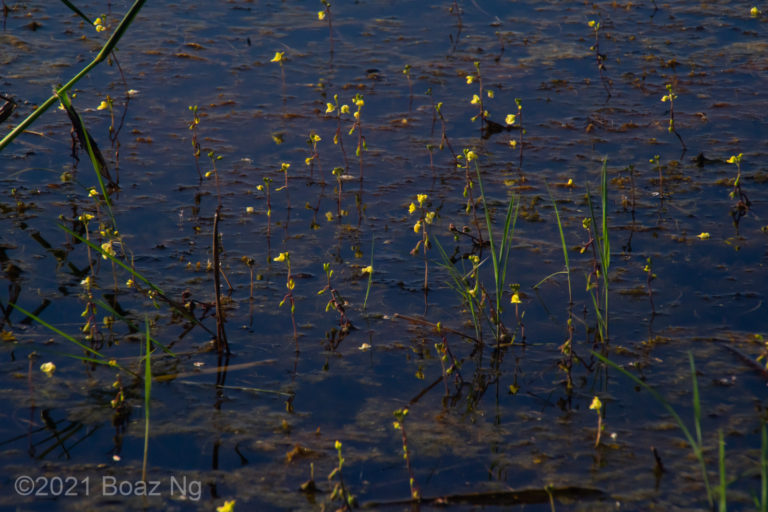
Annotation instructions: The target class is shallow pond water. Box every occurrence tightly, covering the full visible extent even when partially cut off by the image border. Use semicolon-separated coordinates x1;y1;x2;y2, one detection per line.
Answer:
1;1;768;510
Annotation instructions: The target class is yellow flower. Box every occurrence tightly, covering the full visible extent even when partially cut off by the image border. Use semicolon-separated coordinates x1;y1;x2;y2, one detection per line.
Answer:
325;211;334;221
416;193;428;206
751;6;761;17
40;362;56;376
354;98;364;107
470;94;480;105
305;157;313;165
335;440;342;450
466;75;475;85
590;396;602;411
361;265;373;275
727;153;742;164
510;292;521;304
466;150;477;161
88;188;99;197
126;279;135;288
257;184;264;191
566;178;574;187
340;104;350;114
408;202;416;214
487;90;494;99
100;241;116;260
413;220;422;234
274;252;288;262
661;94;670;102
509;139;517;148
287;278;295;290
325;102;335;113
217;500;236;512
697;232;711;240
425;211;436;224
311;133;321;142
246;206;255;214
97;100;109;110
588;20;598;29
318;10;326;20
270;51;285;63
93;17;106;32
505;114;516;125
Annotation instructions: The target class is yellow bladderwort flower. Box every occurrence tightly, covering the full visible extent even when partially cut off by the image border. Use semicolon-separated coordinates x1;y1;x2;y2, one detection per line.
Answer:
487;89;494;99
325;102;335;114
413;220;422;234
270;51;285;63
216;500;236;512
97;100;109;110
310;133;321;143
509;139;517;148
590;396;602;411
566;178;574;187
126;279;135;288
318;10;326;20
354;97;364;107
505;114;516;125
408;202;416;215
274;252;288;262
340;104;350;114
246;206;255;214
416;193;428;207
510;292;521;304
93;17;106;32
470;94;480;105
100;241;116;259
40;362;56;376
361;265;373;275
88;188;98;197
697;232;711;240
325;211;334;221
466;150;477;162
425;211;436;224
727;153;743;164
588;20;598;29
751;6;761;17
466;75;475;85
287;278;295;290
305;157;313;165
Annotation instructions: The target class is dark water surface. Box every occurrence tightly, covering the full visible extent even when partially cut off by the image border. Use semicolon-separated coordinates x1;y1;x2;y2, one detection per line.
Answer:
1;1;768;510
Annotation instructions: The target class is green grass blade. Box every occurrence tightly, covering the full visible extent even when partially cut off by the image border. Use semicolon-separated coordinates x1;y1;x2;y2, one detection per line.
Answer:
718;429;726;512
546;184;572;302
58;0;92;24
593;350;714;506
0;0;147;151
59;224;164;294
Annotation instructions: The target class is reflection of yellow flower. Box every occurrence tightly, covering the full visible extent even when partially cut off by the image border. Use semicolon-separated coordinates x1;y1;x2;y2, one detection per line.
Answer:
589;396;602;411
40;362;56;376
274;252;288;262
217;500;236;512
361;265;373;275
270;51;285;63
